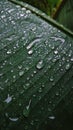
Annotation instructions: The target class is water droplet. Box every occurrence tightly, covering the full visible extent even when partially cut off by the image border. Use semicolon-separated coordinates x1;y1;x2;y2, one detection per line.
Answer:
30;120;34;125
0;73;3;77
5;79;9;83
9;117;19;122
26;39;40;50
42;84;45;88
36;60;44;70
22;7;26;11
13;75;16;79
4;94;12;104
38;88;42;93
11;70;13;73
27;77;30;80
51;36;65;43
33;70;37;74
28;50;33;55
50;76;54;82
71;57;73;62
56;92;59;96
19;71;24;76
48;116;55;120
54;50;58;55
65;63;70;70
7;49;11;54
20;13;24;17
23;100;31;117
18;65;22;69
26;10;31;14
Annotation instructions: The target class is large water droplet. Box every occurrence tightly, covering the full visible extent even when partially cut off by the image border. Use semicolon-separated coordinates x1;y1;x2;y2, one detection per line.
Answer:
36;60;44;70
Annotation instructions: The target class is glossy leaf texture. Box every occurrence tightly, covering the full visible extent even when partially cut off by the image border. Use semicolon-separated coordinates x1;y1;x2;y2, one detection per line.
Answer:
0;0;73;130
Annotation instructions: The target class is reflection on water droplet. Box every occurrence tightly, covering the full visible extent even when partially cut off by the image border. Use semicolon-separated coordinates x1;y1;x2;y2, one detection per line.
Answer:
48;116;55;120
19;71;24;76
4;94;12;104
23;100;31;117
36;60;44;70
65;63;70;70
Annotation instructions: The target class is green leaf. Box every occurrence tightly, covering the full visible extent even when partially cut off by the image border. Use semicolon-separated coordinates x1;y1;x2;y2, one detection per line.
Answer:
0;0;73;130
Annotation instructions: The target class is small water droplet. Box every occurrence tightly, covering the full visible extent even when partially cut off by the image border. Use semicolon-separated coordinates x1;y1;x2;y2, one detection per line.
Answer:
36;60;44;70
54;50;58;55
48;116;55;120
56;92;59;96
28;50;33;55
11;70;13;73
65;63;70;70
5;79;9;83
26;10;31;14
0;73;3;77
4;94;12;104
42;84;45;88
18;65;22;69
71;57;73;62
19;71;24;76
50;76;54;82
27;77;30;80
22;7;26;11
30;120;34;125
9;117;19;122
33;70;37;74
7;49;11;54
13;75;16;79
38;88;42;93
23;100;31;117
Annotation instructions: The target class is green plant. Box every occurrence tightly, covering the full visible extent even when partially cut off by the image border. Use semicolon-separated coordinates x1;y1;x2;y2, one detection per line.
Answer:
0;0;73;130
